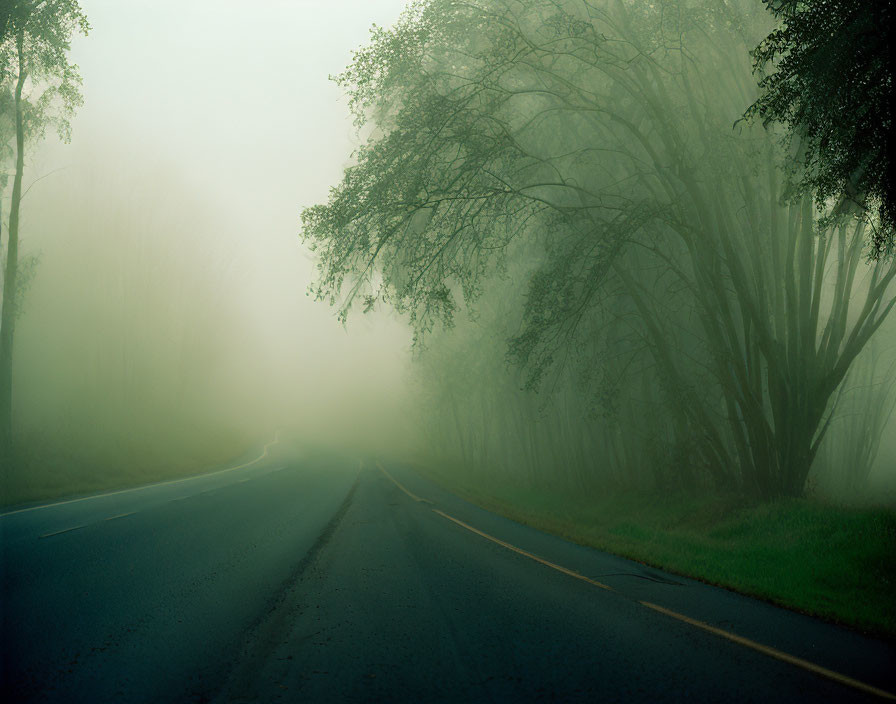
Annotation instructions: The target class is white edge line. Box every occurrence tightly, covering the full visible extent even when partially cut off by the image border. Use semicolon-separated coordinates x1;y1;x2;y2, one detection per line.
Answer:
104;511;137;521
1;433;281;518
38;524;89;539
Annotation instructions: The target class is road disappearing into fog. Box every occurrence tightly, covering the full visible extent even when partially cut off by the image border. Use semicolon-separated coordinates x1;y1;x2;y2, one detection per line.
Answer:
2;444;894;703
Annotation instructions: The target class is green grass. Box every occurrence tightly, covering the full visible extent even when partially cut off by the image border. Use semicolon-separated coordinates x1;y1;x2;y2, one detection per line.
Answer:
417;464;896;639
2;424;254;508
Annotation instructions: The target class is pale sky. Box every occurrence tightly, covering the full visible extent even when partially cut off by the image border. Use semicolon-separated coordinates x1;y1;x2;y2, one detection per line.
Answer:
23;0;418;443
63;1;407;216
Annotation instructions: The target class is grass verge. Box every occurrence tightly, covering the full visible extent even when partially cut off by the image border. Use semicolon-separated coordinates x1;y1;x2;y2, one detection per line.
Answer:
417;464;896;639
2;425;254;508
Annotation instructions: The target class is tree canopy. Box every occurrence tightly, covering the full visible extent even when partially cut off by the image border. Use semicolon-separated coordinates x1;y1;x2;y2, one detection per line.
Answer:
0;0;89;146
302;0;896;498
1;0;88;460
747;0;893;254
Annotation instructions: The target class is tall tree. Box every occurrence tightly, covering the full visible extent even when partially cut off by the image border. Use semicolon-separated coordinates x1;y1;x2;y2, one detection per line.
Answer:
0;0;88;462
747;0;893;254
303;0;896;498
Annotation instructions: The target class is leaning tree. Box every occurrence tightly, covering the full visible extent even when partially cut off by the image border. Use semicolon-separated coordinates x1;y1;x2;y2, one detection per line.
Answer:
303;0;896;498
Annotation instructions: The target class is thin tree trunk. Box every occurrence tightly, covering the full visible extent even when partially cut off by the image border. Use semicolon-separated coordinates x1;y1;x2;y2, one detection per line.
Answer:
0;30;26;461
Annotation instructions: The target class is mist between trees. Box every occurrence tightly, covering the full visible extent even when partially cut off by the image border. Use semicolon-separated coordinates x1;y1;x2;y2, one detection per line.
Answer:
2;0;429;506
1;156;261;499
303;0;896;500
1;139;417;504
2;0;892;507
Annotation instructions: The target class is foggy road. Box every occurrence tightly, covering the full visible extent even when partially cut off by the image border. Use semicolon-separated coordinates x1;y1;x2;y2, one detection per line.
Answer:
2;449;894;703
1;441;357;703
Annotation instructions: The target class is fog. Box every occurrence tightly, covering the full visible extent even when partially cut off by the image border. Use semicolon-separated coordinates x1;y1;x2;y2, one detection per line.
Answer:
3;5;895;697
5;0;417;501
4;0;896;505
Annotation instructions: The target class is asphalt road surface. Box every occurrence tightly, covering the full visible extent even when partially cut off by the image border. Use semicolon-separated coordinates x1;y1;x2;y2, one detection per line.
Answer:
2;442;894;702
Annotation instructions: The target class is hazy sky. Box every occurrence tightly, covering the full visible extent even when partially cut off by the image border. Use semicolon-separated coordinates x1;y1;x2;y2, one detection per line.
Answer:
24;0;417;442
63;0;407;217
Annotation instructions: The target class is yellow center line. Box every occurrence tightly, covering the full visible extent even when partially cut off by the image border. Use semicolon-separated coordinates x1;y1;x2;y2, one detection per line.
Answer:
431;508;613;591
640;601;896;700
376;462;432;504
378;463;895;700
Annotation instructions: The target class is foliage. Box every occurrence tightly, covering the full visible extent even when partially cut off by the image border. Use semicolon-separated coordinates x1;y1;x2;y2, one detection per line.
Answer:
0;0;89;147
0;0;88;461
304;0;896;498
746;0;894;254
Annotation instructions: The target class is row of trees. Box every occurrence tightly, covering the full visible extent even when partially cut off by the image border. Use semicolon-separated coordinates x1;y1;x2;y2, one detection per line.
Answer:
304;0;895;498
411;270;896;496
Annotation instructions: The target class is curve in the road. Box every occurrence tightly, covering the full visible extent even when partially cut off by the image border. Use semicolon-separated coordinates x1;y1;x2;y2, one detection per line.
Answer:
1;433;281;518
